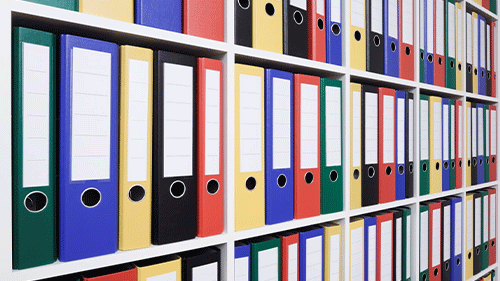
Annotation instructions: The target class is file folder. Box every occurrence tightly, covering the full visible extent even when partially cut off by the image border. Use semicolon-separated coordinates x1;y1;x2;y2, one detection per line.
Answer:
376;212;393;281
350;218;365;281
59;35;118;261
473;192;482;274
252;0;283;53
484;0;491;10
294;74;321;218
181;247;221;281
320;78;343;214
425;0;434;84
479;15;487;95
391;209;403;281
265;69;294;224
486;105;490;182
251;236;281;281
456;3;463;90
481;190;490;270
362;85;379;206
396;91;406;200
492;0;497;14
79;0;133;22
467;102;472;186
326;0;342;65
488;188;496;266
183;0;224;41
399;207;412;281
235;0;252;47
428;201;442;281
235;242;251;281
429;96;442;194
135;255;182;281
134;0;182;32
491;23;496;97
487;23;491;96
299;226;324;281
434;0;445;87
466;12;473;93
405;92;414;198
420;205;430;281
12;27;56;269
308;0;326;62
25;0;77;10
455;100;463;189
153;51;197;244
490;106;496;181
378;88;396;203
118;45;153;251
366;0;384;74
445;0;456;89
197;58;224;236
235;64;265;231
438;199;451;281
81;264;137;281
419;0;426;83
351;0;367;70
420;95;430;195
449;99;455;189
351;83;363;209
323;222;341;281
442;98;450;191
384;0;399;77
473;12;479;94
478;104;485;184
279;232;298;281
450;196;462;281
472;103;478;185
363;215;377;281
283;0;309;58
399;0;414;80
466;193;474;279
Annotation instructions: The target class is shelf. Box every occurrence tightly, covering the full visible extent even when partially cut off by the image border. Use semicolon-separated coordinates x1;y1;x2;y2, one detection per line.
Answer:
419;82;466;99
465;181;499;191
465;92;499;103
466;264;498;281
349;197;417;217
465;0;498;21
350;68;417;90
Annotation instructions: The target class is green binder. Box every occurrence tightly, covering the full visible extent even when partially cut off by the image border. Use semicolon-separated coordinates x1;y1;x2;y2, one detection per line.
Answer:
449;99;455;189
419;0;426;83
12;27;57;269
420;95;430;195
491;0;497;14
481;190;490;270
320;78;343;214
420;204;430;281
445;0;457;89
251;236;281;281
24;0;78;11
485;105;490;183
399;207;412;281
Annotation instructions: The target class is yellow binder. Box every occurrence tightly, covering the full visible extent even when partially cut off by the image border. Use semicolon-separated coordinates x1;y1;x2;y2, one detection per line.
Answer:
323;222;342;281
466;193;474;279
429;96;442;194
350;0;366;70
350;83;362;209
118;46;153;250
473;12;479;94
456;3;463;91
467;102;472;186
349;218;364;281
79;0;134;23
235;64;265;231
252;0;283;54
136;255;182;281
484;273;492;281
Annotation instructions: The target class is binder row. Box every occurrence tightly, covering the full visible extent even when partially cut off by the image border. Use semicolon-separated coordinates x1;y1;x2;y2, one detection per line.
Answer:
234;222;341;281
39;247;221;281
349;207;412;281
13;27;224;269
350;83;414;209
477;270;497;281
465;189;497;279
234;64;344;231
23;0;224;42
465;102;498;186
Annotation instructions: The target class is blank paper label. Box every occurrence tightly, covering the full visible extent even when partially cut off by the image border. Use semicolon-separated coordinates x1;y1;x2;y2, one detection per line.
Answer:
406;215;411;279
484;197;488;243
473;17;478;66
421;100;429;160
427;0;434;52
409;99;414;161
467;108;471;158
331;0;341;23
444;206;451;261
235;257;249;281
371;0;383;34
239;74;262;173
487;25;491;70
381;221;392;281
420;211;429;271
300;83;319;169
383;95;394;164
291;0;307;10
467;199;473;251
368;225;376;281
432;208;441;267
71;47;111;181
351;227;364;281
486;110;489;156
192;262;218;281
491;110;496;155
491;194;496;239
273;78;291;170
351;0;365;29
353;91;362;167
147;272;176;281
479;107;484;156
481;20;485;68
389;0;398;39
317;0;325;16
420;0;424;47
306;236;323;280
443;104;449;161
402;0;413;44
475;198;481;247
330;234;340;281
433;102;442;160
258;247;279;281
467;13;472;64
448;3;455;58
205;69;221;175
472;108;477;157
326;86;342;167
396;218;402;281
397;98;405;164
289;243;298;281
451;105;455;158
23;42;50;188
459;105;463;158
455;202;462;256
365;92;378;164
436;0;444;55
457;7;463;60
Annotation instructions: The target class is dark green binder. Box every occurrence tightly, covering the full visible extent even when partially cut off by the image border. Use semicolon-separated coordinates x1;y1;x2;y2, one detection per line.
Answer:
251;236;281;281
320;78;343;214
449;99;455;189
491;0;497;14
445;0;456;89
24;0;78;11
420;95;430;195
12;27;57;269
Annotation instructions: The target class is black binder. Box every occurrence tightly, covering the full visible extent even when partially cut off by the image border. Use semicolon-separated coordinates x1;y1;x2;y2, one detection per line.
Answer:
235;0;252;47
471;103;477;186
283;0;308;58
361;84;379;206
366;0;384;74
439;199;452;281
405;92;414;198
181;247;221;280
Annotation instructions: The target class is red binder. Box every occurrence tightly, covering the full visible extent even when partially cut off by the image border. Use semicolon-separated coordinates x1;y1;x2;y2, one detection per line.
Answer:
378;88;396;203
183;0;224;42
434;0;445;87
399;0;414;80
491;22;496;98
455;100;463;189
488;188;496;266
196;58;224;237
280;232;299;281
490;105;497;181
483;0;490;11
82;265;137;281
428;201;442;281
376;212;393;281
308;0;326;62
293;74;321;219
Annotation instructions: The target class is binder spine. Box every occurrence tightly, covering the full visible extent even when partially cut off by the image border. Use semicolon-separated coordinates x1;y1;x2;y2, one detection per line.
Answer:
235;0;253;47
366;0;385;74
396;91;406;201
455;100;463;189
361;85;379;206
405;92;414;198
308;0;327;62
283;0;309;58
326;0;343;65
378;88;396;203
442;98;450;192
450;197;463;281
383;0;399;77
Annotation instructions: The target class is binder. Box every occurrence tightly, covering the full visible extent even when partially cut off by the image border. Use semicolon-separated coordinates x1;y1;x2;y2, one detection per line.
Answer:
326;0;342;65
485;105;489;182
479;15;487;95
399;0;414;80
473;12;479;94
350;218;365;281
449;99;455;189
455;100;463;189
465;12;472;92
351;83;363;209
308;0;326;62
351;0;367;70
81;264;137;281
472;103;478;185
429;96;442;194
428;201;442;281
491;22;496;97
434;0;445;87
320;78;343;214
445;0;456;89
134;0;182;32
420;205;430;281
183;0;224;42
251;236;281;281
450;197;463;281
438;199;451;281
279;232;299;281
420;95;430;195
25;0;77;10
283;0;309;58
299;226;324;281
425;0;434;84
455;3;463;90
234;64;265;231
405;92;414;198
378;88;396;203
12;27;56;269
481;190;490;270
362;85;379;206
490;106;497;181
492;0;497;14
363;215;377;281
466;193;474;279
487;23;491;96
181;247;221;281
484;0;491;11
152;51;197;244
265;69;294;225
197;58;224;236
293;74;321;218
473;192;482;274
78;0;133;22
478;104;485;184
395;91;406;200
383;0;399;77
323;222;341;281
399;207;412;281
488;188;496;266
118;45;153;250
366;0;384;74
235;242;251;281
467;102;472;186
419;0;426;83
135;255;182;281
252;0;283;53
234;0;252;47
442;98;450;192
59;35;118;261
375;212;393;281
391;209;403;281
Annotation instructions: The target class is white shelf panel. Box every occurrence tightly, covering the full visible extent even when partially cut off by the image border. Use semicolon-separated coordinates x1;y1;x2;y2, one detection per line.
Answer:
465;180;499;191
465;92;499;103
349;197;417;217
350;68;417;90
465;0;498;21
419;82;466;98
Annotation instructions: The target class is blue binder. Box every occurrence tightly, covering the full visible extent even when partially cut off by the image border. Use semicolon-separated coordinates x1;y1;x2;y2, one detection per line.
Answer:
478;15;486;96
265;69;294;225
326;0;342;66
299;226;324;281
235;242;251;281
59;35;119;261
450;196;463;281
442;98;450;191
384;0;399;77
477;104;485;184
135;0;182;33
424;0;434;84
395;91;406;200
363;216;377;281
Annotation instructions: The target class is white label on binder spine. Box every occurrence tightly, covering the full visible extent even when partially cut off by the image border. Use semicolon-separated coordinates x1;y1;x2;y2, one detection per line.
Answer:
491;194;496;239
481;20;486;68
457;6;463;60
397;98;405;164
420;0;424;48
491;110;496;155
291;0;307;10
366;92;378;164
372;0;383;34
451;105;455;159
427;0;434;52
473;17;478;67
472;107;477;157
389;0;398;39
71;47;111;181
444;205;451;261
273;77;291;170
383;95;394;164
326;86;342;167
487;24;491;70
317;0;325;16
23;42;50;187
467;199;473;251
381;220;392;281
351;0;365;28
330;234;340;281
448;3;455;58
258;247;278;281
436;0;444;55
420;211;429;271
406;215;411;278
402;0;413;44
235;257;249;281
205;69;221;175
459;105;463;158
434;102;442;160
475;197;481;247
484;196;488;243
368;225;376;281
301;83;318;169
239;74;262;173
289;243;298;281
486;109;489;156
193;262;217;281
306;236;323;280
467;107;471;158
331;0;341;23
421;100;429;160
467;13;472;64
443;104;449;161
147;272;176;281
432;208;441;267
455;202;462;256
351;227;364;281
479;107;484;156
409;99;414;161
353;91;362;167
396;218;402;281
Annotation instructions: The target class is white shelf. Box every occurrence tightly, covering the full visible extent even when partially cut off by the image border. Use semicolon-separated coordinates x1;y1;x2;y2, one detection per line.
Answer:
465;0;498;21
465;92;500;103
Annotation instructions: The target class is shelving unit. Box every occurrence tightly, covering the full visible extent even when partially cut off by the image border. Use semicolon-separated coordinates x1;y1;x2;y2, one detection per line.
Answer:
0;0;498;280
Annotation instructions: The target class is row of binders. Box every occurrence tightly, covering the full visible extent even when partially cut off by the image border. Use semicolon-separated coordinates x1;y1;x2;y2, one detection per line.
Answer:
40;247;221;281
477;270;497;281
349;83;414;209
234;222;342;281
348;207;412;281
13;27;224;269
24;0;223;41
465;189;497;279
234;65;344;231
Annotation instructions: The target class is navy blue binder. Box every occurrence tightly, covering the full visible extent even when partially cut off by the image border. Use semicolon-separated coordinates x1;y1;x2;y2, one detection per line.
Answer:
384;0;399;77
450;196;463;281
326;0;342;65
135;0;182;33
396;90;406;200
299;226;324;281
